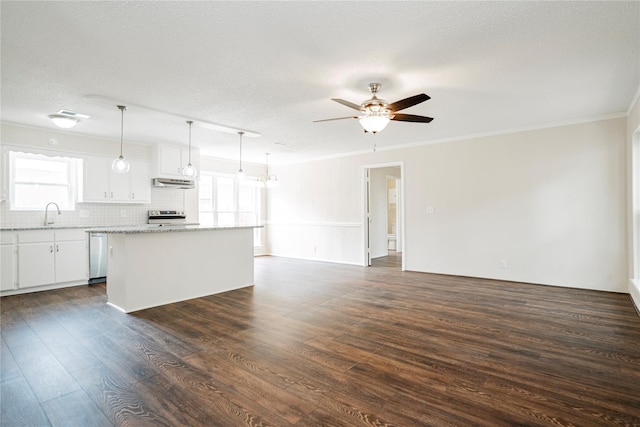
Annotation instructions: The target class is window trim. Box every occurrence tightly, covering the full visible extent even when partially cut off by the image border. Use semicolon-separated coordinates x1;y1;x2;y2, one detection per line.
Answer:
198;172;262;246
7;148;82;211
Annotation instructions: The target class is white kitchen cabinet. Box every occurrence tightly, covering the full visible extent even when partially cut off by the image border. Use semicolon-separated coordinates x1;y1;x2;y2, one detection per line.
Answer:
54;230;88;284
154;144;200;179
1;233;17;291
18;240;55;288
0;149;8;202
83;156;111;201
83;155;150;203
17;229;87;289
129;160;151;202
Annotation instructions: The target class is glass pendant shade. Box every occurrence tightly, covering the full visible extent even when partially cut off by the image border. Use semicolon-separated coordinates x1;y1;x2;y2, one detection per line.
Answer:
182;163;197;178
359;114;390;133
112;155;130;173
182;120;198;178
112;105;130;174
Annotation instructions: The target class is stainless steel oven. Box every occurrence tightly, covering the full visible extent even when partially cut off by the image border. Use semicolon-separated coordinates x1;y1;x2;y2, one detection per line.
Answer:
147;210;187;226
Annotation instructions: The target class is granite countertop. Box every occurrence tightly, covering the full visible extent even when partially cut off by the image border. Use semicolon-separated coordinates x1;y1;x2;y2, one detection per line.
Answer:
1;225;106;232
83;224;262;234
1;224;262;233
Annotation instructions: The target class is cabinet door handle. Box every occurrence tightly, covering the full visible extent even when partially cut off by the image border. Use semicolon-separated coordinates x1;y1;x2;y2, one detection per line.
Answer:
56;244;59;253
110;192;113;198
131;192;135;199
50;245;53;253
104;191;107;199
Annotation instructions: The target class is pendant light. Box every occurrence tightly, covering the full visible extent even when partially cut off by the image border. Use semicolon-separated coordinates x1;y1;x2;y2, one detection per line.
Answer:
111;105;130;173
237;131;245;180
258;153;279;188
182;120;198;178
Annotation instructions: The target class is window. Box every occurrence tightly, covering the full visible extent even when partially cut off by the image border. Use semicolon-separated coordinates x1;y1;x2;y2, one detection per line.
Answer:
198;173;262;245
9;151;82;210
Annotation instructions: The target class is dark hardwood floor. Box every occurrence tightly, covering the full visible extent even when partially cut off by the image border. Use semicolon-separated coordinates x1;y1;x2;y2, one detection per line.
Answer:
2;255;640;426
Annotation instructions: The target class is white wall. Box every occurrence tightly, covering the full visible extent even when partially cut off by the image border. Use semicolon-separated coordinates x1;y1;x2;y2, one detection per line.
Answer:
405;119;627;292
268;156;363;264
269;117;628;292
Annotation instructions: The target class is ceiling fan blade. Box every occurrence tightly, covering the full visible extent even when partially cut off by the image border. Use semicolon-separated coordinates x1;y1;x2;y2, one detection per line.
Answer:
313;116;359;123
391;113;433;123
388;93;430;112
331;98;363;111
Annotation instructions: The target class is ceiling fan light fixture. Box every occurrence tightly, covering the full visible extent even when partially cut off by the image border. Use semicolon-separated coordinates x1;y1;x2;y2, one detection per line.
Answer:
316;83;432;133
359;113;390;133
48;114;78;129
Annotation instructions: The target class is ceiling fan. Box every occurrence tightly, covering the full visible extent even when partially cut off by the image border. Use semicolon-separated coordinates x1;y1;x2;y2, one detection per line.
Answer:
314;83;433;133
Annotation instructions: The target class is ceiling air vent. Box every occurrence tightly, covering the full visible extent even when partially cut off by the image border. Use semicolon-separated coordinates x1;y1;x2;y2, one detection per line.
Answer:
57;109;90;119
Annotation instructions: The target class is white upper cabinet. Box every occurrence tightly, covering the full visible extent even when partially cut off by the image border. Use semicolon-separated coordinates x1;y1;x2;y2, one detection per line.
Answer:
130;160;151;202
83;156;111;201
153;144;200;179
82;155;151;203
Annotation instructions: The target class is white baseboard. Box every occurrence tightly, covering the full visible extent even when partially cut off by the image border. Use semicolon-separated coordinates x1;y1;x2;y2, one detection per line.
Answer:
630;279;640;317
266;252;362;266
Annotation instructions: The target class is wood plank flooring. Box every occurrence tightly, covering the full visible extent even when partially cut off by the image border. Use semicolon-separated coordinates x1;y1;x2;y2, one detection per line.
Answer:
2;254;640;426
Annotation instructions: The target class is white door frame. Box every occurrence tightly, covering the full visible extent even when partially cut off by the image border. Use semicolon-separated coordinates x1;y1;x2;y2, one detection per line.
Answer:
361;161;405;270
632;127;640;285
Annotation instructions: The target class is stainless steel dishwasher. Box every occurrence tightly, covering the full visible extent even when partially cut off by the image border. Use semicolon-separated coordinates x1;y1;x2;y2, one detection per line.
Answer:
88;232;107;284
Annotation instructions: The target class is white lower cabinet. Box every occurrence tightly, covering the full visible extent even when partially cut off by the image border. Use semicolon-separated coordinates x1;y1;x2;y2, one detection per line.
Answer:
1;233;17;291
18;240;55;288
55;240;87;283
17;229;88;289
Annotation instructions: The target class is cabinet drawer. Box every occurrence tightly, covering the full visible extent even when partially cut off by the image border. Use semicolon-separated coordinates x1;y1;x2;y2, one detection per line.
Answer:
0;232;16;245
55;229;86;242
18;230;55;243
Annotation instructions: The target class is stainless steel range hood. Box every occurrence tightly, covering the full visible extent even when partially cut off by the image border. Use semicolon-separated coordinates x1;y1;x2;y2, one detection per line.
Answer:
152;178;195;189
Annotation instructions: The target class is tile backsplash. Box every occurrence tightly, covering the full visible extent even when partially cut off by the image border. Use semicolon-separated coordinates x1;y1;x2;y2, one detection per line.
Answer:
0;188;185;229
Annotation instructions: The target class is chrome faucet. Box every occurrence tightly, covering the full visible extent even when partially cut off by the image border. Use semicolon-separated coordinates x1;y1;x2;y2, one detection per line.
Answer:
44;202;61;226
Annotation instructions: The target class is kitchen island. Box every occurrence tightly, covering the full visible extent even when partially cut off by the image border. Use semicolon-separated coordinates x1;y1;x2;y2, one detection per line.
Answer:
85;225;260;313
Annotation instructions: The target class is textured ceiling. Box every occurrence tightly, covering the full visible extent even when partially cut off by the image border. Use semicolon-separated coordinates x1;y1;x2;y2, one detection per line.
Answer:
1;1;638;165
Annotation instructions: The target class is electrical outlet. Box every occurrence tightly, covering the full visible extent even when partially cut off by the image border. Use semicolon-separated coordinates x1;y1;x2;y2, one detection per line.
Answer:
500;259;508;269
427;206;434;214
120;210;126;218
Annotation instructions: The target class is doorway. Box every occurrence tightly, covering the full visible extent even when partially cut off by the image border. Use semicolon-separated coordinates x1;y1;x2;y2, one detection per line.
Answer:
363;162;404;270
